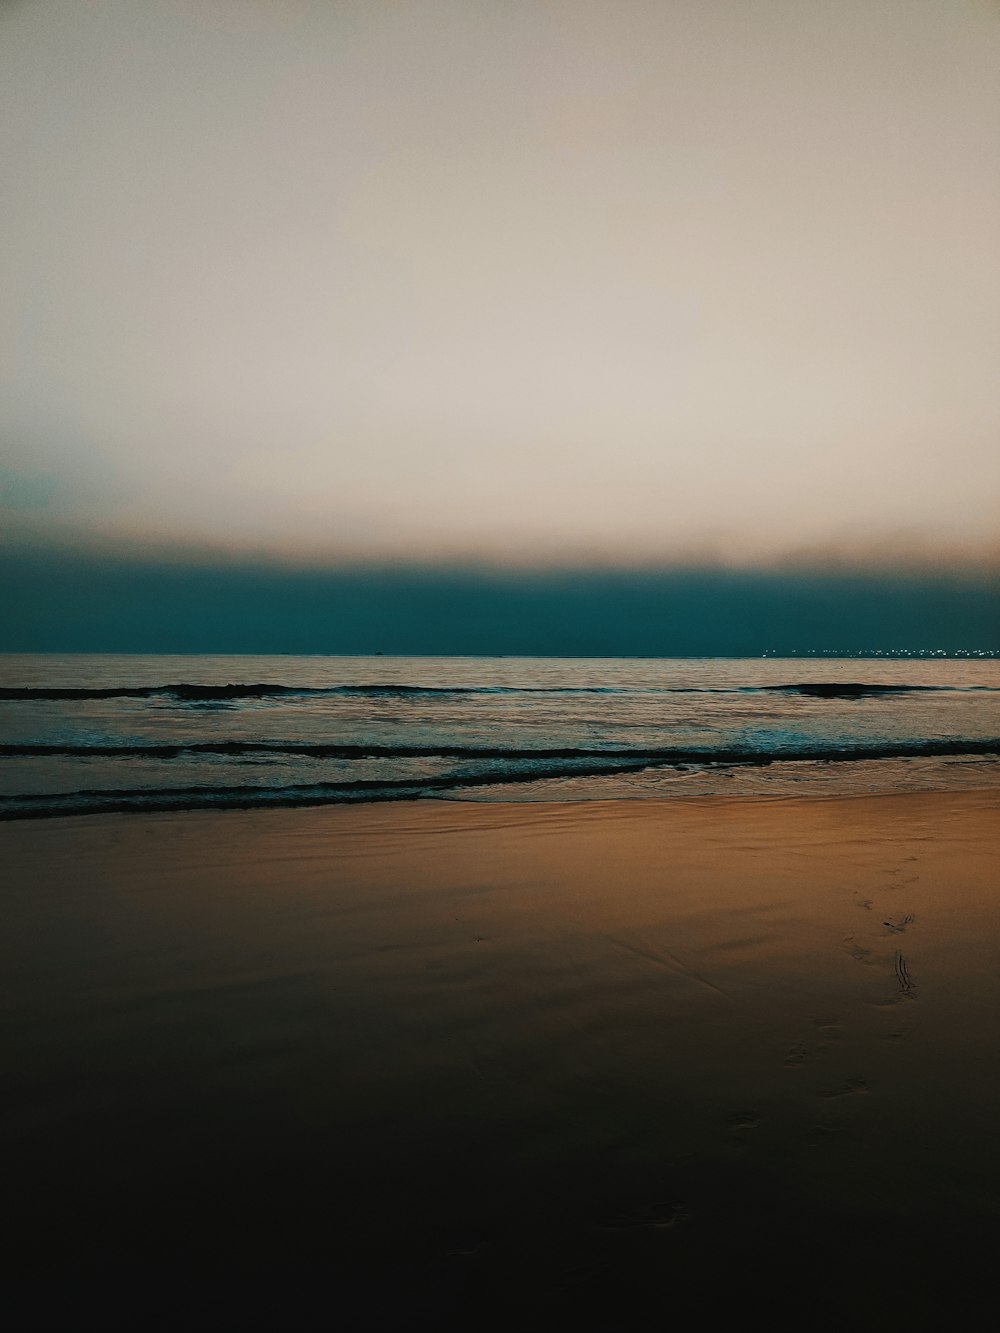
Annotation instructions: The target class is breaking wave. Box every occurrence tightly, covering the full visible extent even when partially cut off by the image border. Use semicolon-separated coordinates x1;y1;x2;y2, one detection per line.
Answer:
3;738;1000;762
3;739;999;820
3;680;998;703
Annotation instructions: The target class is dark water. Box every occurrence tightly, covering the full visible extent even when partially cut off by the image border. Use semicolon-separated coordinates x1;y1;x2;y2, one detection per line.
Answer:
2;654;998;817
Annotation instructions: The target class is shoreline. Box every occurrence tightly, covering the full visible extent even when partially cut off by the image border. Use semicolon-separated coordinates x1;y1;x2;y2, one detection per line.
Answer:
4;756;1000;821
4;790;1000;1328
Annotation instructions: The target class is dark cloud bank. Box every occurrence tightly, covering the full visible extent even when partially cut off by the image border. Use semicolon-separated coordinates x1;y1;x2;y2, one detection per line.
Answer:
2;547;997;656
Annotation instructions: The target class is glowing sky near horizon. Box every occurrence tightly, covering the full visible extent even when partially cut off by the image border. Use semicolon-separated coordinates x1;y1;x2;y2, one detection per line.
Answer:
2;0;998;567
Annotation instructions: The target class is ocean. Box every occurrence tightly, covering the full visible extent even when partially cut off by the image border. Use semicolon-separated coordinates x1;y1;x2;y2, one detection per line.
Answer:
2;653;998;818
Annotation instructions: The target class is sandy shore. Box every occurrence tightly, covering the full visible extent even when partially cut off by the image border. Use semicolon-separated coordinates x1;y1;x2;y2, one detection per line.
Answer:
3;791;999;1329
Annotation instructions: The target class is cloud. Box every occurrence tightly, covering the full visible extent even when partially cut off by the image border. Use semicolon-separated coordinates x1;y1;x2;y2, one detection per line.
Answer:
2;543;997;655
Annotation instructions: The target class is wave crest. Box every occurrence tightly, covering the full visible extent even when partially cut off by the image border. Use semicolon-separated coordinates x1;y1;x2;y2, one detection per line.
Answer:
3;740;998;820
2;680;997;703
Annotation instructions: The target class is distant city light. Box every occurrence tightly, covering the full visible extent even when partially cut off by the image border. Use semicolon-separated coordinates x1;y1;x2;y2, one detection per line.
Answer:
760;648;997;659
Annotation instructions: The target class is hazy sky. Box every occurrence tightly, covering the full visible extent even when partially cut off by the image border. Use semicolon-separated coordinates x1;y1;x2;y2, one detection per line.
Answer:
2;0;998;567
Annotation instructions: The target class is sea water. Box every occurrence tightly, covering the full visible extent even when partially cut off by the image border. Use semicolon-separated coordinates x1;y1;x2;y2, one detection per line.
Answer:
1;654;998;818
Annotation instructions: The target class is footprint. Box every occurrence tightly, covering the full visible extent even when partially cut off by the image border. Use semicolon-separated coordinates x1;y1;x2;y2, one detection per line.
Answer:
843;936;873;962
787;1021;842;1067
883;863;920;891
724;1113;762;1148
894;951;916;997
813;1019;843;1039
883;914;915;935
817;1077;870;1099
809;1119;843;1138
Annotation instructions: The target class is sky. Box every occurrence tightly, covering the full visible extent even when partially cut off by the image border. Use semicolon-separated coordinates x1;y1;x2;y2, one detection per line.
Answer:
2;0;998;575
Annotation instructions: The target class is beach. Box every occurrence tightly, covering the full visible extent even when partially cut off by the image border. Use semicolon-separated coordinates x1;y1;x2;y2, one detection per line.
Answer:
6;0;999;1325
4;790;999;1329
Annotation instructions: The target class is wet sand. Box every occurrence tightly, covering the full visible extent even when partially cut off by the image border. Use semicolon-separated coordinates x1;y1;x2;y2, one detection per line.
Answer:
3;791;999;1329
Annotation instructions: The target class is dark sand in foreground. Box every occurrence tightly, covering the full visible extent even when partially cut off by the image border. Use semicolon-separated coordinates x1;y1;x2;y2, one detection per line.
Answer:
4;792;1000;1329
